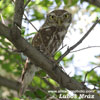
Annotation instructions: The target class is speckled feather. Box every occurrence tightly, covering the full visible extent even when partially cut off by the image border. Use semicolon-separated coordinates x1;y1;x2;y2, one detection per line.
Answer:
32;26;68;55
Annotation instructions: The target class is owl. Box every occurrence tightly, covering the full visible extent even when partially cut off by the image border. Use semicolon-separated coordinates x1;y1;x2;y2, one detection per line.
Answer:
20;9;72;95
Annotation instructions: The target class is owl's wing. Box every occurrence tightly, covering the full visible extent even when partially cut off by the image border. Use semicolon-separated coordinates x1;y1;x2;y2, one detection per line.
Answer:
32;26;57;48
32;26;58;54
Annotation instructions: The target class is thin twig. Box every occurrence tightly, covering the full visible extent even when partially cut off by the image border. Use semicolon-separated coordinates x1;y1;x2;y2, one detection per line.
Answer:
84;66;100;83
24;0;31;8
57;44;67;52
12;0;38;32
71;46;100;53
24;14;38;32
56;18;100;64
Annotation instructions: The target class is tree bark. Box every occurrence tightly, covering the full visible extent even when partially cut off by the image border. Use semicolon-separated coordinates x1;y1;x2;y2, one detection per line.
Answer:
0;76;20;91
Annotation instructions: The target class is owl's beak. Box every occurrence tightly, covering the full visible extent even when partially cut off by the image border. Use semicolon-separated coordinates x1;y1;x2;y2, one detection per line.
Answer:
57;18;62;26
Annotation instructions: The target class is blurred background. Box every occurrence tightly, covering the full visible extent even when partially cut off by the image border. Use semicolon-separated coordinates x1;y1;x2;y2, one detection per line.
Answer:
0;0;100;100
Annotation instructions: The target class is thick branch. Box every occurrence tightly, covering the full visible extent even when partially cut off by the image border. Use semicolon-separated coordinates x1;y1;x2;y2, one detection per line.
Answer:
0;22;11;40
13;0;24;27
11;0;24;45
0;75;49;97
0;75;20;91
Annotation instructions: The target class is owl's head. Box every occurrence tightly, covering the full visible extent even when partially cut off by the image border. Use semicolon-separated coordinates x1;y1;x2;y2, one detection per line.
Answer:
45;9;72;28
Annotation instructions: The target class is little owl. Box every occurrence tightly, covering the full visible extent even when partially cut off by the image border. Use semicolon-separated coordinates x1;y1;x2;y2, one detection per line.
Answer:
20;9;72;95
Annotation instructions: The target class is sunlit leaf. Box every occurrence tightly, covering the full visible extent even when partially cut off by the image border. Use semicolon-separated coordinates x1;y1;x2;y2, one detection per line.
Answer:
55;0;62;7
35;89;46;98
32;9;44;20
54;51;62;60
12;97;20;100
63;0;68;5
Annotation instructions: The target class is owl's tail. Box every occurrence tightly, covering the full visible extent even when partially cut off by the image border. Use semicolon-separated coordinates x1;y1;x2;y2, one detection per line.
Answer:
19;84;27;96
19;60;40;96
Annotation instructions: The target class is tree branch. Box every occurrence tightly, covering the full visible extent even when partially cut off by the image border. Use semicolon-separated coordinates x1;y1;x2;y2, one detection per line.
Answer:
0;75;20;91
10;0;24;46
56;18;100;64
0;3;100;99
24;0;31;8
24;14;38;32
13;0;24;27
84;66;100;83
71;46;100;53
0;22;11;40
0;75;50;96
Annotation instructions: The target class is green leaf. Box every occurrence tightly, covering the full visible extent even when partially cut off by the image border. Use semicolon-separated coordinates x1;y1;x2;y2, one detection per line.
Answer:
12;97;20;100
55;0;62;7
62;55;74;66
39;0;53;7
21;27;25;35
32;9;44;20
25;91;35;98
64;0;78;7
73;75;83;82
54;51;62;60
24;32;37;37
87;70;98;82
71;0;78;6
35;89;46;98
36;70;46;77
63;0;68;5
33;76;47;88
28;1;35;7
48;78;59;86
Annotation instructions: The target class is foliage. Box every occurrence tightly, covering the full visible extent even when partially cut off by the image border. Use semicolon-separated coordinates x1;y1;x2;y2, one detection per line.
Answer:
0;0;100;100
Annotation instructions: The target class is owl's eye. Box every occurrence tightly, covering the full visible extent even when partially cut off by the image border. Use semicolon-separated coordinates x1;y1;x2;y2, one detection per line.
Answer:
64;14;68;18
49;15;55;20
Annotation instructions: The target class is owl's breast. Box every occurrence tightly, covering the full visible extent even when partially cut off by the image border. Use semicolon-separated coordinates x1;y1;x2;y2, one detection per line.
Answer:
49;29;67;55
32;26;67;56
